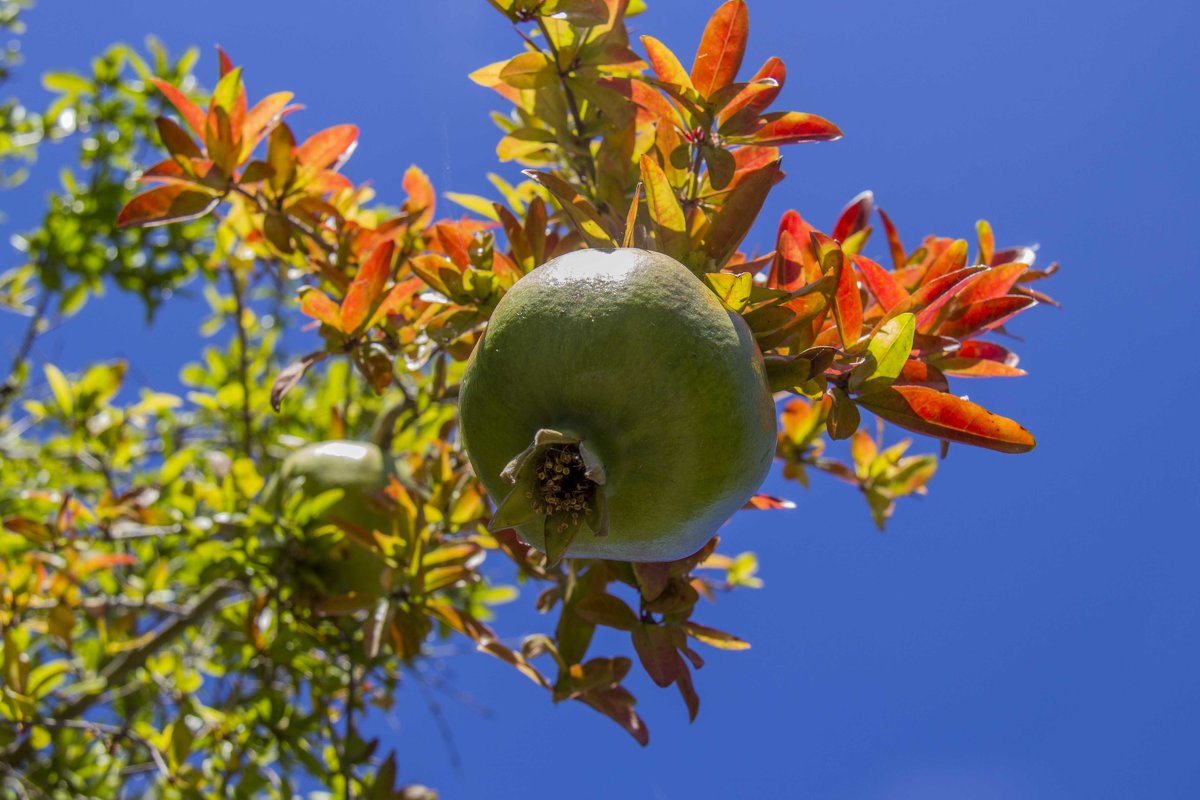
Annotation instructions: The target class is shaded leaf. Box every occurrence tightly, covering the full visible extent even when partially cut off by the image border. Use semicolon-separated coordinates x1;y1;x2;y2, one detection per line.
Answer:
639;155;688;259
523;170;616;247
116;185;218;229
271;351;328;412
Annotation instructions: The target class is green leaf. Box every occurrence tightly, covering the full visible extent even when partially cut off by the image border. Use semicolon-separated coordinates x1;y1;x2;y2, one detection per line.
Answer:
702;272;752;312
500;52;557;89
42;72;92;96
43;364;73;415
850;312;915;392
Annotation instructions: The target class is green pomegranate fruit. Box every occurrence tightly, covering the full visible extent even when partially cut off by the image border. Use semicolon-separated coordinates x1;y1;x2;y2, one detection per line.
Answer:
458;248;776;563
267;440;392;595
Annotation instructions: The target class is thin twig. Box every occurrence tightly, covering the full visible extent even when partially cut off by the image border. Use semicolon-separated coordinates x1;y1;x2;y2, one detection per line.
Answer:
230;184;337;260
33;719;171;781
412;669;462;773
342;664;358;800
0;289;52;416
226;265;254;459
2;580;238;767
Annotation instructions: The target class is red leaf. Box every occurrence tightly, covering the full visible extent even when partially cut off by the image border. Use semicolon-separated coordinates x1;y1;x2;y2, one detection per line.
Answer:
340;241;395;333
768;210;817;290
938;296;1036;339
877;207;906;268
854;254;907;312
577;687;650;746
719;56;785;132
814;234;861;348
116;185;218;229
640;36;693;89
856;385;1035;453
632;625;683;688
953;262;1029;305
741;111;842;145
742;494;796;510
216;45;235;77
296;124;359;172
832;190;874;243
150;78;206;138
957;340;1018;364
690;0;749;98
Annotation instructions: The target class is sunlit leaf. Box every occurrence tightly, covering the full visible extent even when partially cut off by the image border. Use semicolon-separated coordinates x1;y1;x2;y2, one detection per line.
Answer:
640;35;694;90
737;111;842;146
690;0;749;98
857;385;1035;453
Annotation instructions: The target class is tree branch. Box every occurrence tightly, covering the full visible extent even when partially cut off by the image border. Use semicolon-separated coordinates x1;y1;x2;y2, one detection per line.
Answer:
0;289;52;416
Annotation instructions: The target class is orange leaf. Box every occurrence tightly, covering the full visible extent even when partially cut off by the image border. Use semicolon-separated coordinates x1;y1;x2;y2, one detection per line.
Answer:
150;78;206;138
920;238;968;286
893;359;949;392
640;35;694;89
340;241;395;333
856;385;1035;453
299;288;342;331
691;0;749;98
741;494;796;510
718;56;785;130
854;254;907;311
741;111;842;145
240;91;294;161
74;553;137;576
403;165;436;229
936;358;1026;378
116;185;218;229
296;124;359;172
366;277;424;329
953;262;1029;305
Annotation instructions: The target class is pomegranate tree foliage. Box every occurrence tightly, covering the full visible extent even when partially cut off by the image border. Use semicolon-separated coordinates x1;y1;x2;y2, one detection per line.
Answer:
0;0;1057;795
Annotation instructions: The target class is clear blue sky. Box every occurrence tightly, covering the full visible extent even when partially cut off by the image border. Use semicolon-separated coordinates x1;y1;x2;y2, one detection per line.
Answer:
4;0;1199;797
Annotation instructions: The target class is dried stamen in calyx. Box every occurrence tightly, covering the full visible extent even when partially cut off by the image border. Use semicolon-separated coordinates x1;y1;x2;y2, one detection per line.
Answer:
489;429;609;565
531;444;593;516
